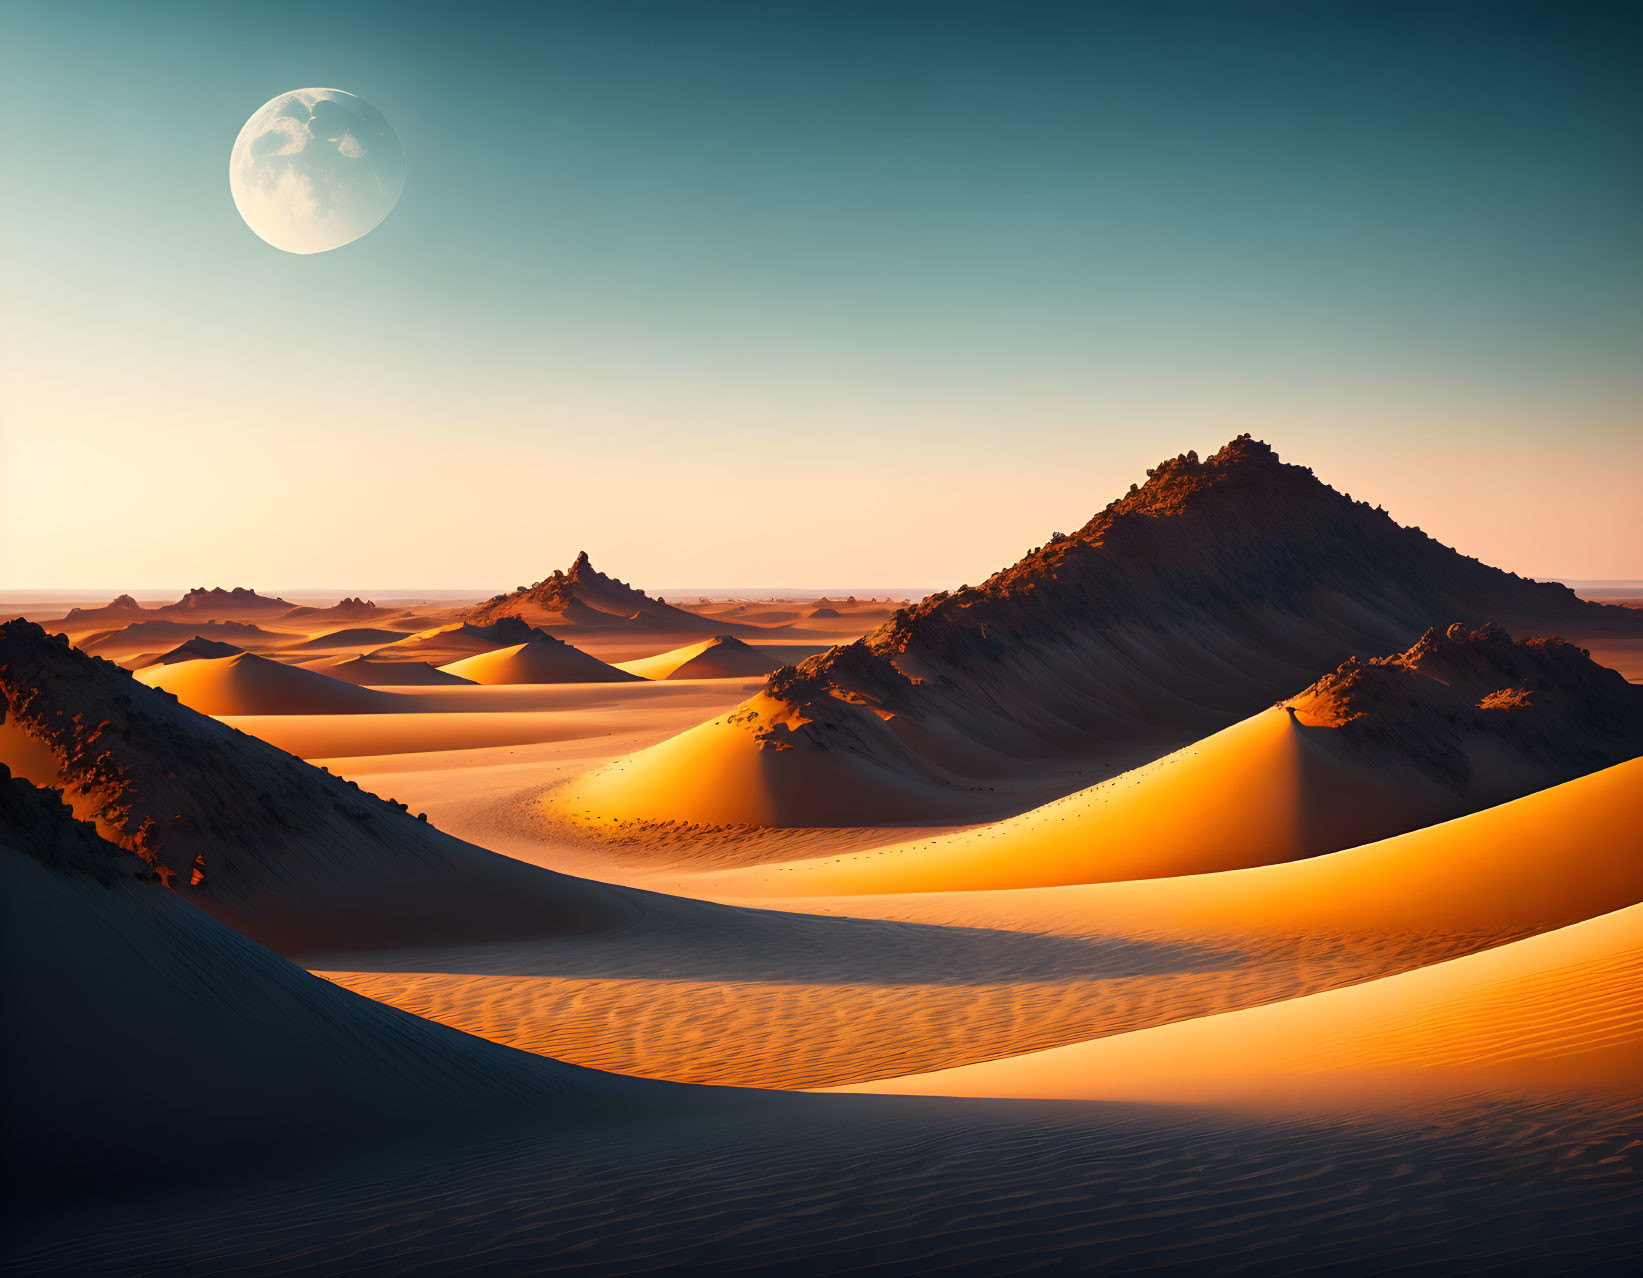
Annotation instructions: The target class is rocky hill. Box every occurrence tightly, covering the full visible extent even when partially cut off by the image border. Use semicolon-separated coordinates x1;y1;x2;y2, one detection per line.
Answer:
603;436;1643;823
470;552;753;634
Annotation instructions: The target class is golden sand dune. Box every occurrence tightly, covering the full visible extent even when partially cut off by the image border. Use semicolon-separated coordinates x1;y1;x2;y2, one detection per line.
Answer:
745;758;1643;943
699;708;1466;895
441;637;644;685
137;651;401;715
315;761;1642;1089
616;634;823;680
840;903;1643;1104
608;620;1642;879
558;685;1017;827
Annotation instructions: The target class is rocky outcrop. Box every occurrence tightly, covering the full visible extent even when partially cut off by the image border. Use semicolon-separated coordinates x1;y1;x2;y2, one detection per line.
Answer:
469;553;748;633
162;586;294;615
1283;621;1643;787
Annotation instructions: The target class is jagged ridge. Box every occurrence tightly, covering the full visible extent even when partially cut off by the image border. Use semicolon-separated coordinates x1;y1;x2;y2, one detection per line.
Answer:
714;435;1642;815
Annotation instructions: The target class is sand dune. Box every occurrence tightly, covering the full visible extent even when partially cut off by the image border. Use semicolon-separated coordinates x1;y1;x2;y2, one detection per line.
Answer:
559;684;1017;827
317;760;1643;1091
691;624;1643;895
616;634;823;680
840;903;1643;1105
441;636;644;685
696;708;1459;894
745;758;1643;945
306;654;476;686
370;615;550;664
126;635;244;669
137;651;401;715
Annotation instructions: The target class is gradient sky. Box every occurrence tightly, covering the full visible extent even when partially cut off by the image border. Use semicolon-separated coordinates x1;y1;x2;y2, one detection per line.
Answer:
2;0;1640;591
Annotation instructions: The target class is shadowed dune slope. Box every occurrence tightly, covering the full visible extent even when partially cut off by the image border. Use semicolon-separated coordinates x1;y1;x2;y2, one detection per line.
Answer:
79;618;281;657
698;623;1643;895
0;772;664;1203
308;654;476;686
841;903;1643;1105
136;651;402;715
578;436;1643;827
127;635;244;669
617;634;819;680
0;620;639;952
441;637;644;685
285;626;408;651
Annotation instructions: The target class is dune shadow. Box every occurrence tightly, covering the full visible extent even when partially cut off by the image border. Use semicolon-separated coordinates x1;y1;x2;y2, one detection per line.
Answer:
303;900;1246;987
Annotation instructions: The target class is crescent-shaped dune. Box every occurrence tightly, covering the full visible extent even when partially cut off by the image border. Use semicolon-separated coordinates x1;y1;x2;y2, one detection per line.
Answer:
440;638;644;685
137;651;401;715
835;900;1643;1105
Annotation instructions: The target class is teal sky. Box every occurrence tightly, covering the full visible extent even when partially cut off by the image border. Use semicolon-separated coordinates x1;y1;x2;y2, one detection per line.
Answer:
2;0;1640;589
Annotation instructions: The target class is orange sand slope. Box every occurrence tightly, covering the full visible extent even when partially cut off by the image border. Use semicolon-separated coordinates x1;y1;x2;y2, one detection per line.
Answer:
557;685;1020;827
757;758;1643;943
441;637;644;685
616;634;823;680
701;708;1469;895
137;651;401;715
839;902;1643;1105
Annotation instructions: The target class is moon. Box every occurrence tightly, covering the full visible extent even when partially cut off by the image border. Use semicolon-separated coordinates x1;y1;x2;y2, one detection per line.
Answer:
230;88;405;255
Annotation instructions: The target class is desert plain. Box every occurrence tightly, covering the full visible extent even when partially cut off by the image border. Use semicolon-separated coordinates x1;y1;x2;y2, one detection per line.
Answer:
2;437;1641;1273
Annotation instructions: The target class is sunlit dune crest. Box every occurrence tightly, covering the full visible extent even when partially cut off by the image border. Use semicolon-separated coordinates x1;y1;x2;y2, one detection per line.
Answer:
137;651;402;715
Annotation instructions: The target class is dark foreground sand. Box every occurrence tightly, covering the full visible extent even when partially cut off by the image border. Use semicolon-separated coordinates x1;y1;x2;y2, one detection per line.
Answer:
7;1094;1640;1275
